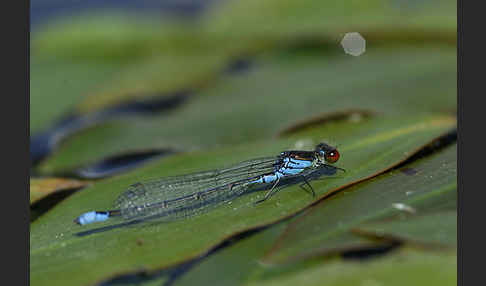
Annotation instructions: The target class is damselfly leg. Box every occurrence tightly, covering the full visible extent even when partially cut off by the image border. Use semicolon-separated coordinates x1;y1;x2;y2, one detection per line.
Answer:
255;176;281;204
299;175;315;197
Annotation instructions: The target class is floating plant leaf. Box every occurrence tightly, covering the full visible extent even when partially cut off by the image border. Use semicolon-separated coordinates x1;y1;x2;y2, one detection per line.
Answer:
30;113;454;286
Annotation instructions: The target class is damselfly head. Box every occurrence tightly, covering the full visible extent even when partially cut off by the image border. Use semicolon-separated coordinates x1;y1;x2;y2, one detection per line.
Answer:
315;143;340;164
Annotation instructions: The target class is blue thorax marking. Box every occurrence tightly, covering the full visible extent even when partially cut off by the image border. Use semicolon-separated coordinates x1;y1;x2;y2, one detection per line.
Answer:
281;157;312;172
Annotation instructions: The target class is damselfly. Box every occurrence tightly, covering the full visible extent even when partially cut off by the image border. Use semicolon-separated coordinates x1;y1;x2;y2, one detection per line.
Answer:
75;143;344;225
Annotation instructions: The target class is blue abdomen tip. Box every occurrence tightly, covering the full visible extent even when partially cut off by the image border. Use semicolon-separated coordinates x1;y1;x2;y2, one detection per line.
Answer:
74;211;109;225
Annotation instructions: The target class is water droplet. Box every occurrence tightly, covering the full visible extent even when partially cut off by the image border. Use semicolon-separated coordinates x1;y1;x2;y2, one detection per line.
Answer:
341;32;366;56
405;191;414;196
392;203;416;214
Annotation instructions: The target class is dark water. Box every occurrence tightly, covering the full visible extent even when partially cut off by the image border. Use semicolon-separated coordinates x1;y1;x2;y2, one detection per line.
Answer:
31;0;215;29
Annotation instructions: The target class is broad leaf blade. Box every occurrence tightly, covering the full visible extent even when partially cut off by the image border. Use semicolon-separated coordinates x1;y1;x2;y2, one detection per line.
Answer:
30;114;454;286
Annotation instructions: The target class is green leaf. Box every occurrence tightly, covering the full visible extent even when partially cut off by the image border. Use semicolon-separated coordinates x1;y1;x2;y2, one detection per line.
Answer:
31;13;237;115
31;13;233;132
263;143;456;264
32;14;199;62
174;224;388;286
175;223;290;286
354;210;457;247
30;2;457;285
30;113;454;286
31;1;456;134
204;0;456;47
36;46;456;174
175;144;456;286
74;53;229;113
247;249;456;286
30;59;126;133
175;223;455;286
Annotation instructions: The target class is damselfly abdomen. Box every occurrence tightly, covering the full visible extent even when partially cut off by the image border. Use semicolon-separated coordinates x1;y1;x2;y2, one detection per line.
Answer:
75;143;344;225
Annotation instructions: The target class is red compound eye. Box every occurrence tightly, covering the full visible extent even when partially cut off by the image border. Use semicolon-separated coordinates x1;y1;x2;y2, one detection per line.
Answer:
325;149;340;163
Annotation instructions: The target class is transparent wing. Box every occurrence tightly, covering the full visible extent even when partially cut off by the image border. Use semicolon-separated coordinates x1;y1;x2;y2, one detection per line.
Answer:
114;157;279;220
